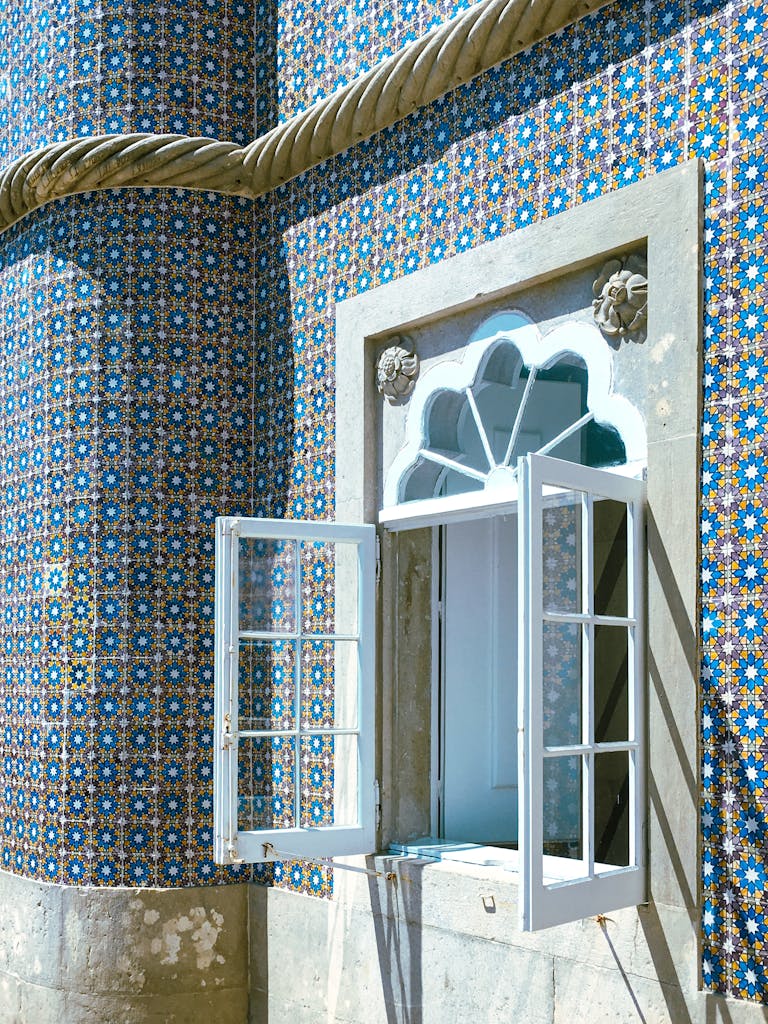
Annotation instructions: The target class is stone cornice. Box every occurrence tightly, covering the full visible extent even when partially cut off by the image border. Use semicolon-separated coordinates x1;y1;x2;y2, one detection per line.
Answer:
0;0;609;234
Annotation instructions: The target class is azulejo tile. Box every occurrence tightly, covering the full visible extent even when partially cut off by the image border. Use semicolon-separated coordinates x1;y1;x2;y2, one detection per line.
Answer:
0;0;764;1000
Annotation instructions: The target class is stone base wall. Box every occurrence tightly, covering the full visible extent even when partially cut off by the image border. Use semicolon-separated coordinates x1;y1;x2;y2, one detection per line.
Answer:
251;858;768;1024
0;871;249;1024
1;863;766;1024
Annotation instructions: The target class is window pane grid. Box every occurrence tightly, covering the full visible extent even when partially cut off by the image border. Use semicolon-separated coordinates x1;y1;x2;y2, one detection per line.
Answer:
235;534;363;837
214;517;376;865
533;464;641;892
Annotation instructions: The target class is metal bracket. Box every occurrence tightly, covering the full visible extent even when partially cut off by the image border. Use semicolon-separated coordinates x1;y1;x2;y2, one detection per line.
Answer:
227;840;244;864
222;711;234;749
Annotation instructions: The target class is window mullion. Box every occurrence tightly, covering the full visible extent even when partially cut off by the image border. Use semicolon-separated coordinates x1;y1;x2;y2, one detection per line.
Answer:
584;751;594;878
583;492;595;877
465;386;496;471
629;495;645;868
228;525;241;858
582;494;593;750
294;538;302;830
502;367;537;467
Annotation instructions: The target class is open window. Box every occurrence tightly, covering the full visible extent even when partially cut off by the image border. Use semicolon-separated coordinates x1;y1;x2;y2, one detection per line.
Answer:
518;453;645;930
317;161;699;933
382;318;648;931
212;331;646;934
213;517;376;864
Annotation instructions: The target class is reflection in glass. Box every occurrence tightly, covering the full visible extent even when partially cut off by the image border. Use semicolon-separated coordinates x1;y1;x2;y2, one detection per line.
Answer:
300;540;358;636
543;755;582;859
542;621;581;746
594;498;629;617
300;734;359;828
239;537;296;632
595;752;630;867
300;639;358;730
239;639;296;732
542;496;582;614
238;736;295;831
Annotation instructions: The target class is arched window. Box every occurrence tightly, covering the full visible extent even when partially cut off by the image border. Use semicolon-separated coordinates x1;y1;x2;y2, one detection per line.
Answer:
382;312;646;527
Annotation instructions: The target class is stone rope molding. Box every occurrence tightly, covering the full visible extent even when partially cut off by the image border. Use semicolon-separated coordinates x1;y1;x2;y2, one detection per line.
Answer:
0;0;608;235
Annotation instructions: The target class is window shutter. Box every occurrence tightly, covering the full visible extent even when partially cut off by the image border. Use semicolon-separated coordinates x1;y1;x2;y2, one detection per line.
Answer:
214;517;376;864
518;454;646;930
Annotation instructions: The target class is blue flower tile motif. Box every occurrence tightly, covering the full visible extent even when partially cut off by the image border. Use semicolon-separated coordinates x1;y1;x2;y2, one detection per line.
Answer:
0;0;763;1000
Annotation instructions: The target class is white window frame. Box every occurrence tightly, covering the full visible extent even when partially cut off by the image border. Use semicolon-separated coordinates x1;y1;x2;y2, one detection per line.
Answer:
213;516;376;864
518;452;646;931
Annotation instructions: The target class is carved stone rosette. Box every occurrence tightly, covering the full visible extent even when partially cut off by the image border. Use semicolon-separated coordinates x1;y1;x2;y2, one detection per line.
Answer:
376;340;419;403
592;254;648;340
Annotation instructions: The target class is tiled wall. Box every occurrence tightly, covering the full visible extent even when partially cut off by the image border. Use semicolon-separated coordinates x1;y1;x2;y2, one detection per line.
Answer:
273;0;474;121
0;0;765;1003
0;0;256;165
0;188;258;888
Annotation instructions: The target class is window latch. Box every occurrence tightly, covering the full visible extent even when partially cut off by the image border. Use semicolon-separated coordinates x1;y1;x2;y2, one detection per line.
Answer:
222;712;235;749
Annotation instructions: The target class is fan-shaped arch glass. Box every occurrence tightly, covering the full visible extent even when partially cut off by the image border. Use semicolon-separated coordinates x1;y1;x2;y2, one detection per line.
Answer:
382;312;646;525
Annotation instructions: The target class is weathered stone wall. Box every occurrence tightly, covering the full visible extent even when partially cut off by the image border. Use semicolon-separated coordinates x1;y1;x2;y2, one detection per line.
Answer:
251;863;768;1024
0;870;249;1023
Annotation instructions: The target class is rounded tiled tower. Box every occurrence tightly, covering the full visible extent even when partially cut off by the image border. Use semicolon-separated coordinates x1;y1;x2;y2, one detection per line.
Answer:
0;2;264;1017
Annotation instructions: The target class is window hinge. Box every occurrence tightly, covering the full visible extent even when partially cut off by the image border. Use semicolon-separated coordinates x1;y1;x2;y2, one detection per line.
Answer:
375;779;382;832
226;839;244;864
375;533;382;587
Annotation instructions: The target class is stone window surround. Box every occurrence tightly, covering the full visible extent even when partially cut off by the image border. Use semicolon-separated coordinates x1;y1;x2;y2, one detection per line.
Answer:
335;159;702;921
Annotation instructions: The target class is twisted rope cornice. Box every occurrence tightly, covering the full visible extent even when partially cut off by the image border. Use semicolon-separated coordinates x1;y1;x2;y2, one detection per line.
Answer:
0;0;609;234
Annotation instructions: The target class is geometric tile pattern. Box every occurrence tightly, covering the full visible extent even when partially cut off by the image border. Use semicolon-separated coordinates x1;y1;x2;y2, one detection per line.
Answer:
275;0;475;122
0;0;256;167
0;0;765;1003
0;188;259;890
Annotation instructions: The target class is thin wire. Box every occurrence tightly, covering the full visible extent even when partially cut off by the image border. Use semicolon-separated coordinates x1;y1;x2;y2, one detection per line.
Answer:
263;843;396;880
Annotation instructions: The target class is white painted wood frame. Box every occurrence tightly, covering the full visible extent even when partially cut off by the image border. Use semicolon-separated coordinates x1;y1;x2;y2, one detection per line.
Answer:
213;516;377;864
518;453;646;930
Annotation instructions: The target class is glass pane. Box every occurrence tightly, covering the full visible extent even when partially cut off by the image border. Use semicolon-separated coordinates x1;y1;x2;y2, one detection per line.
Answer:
402;455;448;502
239;537;296;633
238;736;296;830
595;751;630;868
238;639;296;731
521;362;586;463
441;465;485;497
300;639;358;730
300;734;359;828
542;621;581;746
542;755;582;859
594;626;629;743
583;418;626;469
300;540;358;636
594;498;629;617
542;494;582;614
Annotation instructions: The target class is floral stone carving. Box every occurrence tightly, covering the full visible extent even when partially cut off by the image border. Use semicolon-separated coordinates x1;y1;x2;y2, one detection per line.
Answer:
592;254;648;340
376;341;419;403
